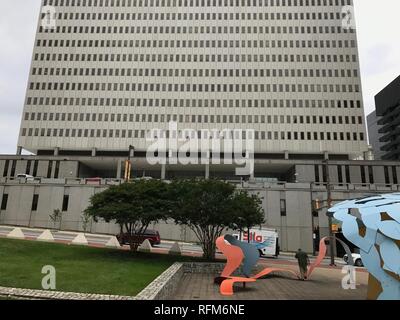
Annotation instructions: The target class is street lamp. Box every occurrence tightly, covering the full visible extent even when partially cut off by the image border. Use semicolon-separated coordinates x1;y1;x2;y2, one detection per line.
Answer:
323;159;336;266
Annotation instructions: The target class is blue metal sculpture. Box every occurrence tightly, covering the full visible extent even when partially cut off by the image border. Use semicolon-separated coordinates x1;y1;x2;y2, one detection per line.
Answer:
328;193;400;300
224;235;259;277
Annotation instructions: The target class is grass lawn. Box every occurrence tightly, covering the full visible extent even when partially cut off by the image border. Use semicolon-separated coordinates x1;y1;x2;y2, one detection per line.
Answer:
0;238;196;296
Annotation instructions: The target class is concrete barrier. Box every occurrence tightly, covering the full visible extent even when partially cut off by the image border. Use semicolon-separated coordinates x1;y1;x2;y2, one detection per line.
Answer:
37;230;54;242
71;233;88;246
7;228;25;239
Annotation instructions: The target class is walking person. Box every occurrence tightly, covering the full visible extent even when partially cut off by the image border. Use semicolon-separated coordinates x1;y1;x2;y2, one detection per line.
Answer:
295;248;310;280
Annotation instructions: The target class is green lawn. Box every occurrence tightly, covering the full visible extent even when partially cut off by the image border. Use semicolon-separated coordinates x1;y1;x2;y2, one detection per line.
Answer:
0;238;195;296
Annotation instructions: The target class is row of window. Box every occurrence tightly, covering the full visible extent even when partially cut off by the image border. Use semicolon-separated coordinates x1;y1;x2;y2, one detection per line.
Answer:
40;25;355;35
2;160;61;179
33;53;359;64
315;165;399;185
21;127;365;141
27;81;361;93
43;0;353;9
36;39;357;50
24;112;363;125
25;98;362;108
45;11;352;22
32;67;359;78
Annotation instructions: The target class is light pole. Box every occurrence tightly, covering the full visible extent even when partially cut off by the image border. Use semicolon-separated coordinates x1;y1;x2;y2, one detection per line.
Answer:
310;182;316;256
323;159;336;266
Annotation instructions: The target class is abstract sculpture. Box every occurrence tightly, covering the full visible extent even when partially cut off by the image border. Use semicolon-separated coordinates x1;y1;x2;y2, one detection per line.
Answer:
215;235;326;296
216;236;365;296
328;193;400;300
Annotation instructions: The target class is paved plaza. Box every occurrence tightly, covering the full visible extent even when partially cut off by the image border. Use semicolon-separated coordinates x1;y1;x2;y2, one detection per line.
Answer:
172;264;369;300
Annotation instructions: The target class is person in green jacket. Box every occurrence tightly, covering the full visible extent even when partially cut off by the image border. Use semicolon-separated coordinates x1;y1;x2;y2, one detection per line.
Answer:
295;249;310;280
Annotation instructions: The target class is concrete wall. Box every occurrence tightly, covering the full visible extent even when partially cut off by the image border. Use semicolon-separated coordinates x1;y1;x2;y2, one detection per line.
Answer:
2;178;396;254
31;185;64;228
349;165;362;184
0;185;35;226
1;156;400;253
36;161;50;178
295;165;315;183
59;161;79;179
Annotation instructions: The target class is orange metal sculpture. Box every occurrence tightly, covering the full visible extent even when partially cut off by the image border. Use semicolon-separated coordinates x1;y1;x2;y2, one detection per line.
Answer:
216;235;331;296
216;236;245;278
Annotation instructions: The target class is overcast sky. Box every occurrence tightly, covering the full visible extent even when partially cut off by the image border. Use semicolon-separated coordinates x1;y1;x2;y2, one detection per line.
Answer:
0;0;399;154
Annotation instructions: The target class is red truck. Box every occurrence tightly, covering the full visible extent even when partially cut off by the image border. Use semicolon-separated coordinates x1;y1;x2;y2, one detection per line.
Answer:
116;229;161;246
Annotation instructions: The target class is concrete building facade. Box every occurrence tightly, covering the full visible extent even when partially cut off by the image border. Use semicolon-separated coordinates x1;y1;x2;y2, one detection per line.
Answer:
2;0;395;254
18;0;368;159
374;75;400;161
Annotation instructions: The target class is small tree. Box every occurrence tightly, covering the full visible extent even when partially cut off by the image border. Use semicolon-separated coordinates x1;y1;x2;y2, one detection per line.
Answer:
170;179;266;260
49;209;62;230
170;179;256;260
85;180;171;251
81;211;92;233
229;190;265;242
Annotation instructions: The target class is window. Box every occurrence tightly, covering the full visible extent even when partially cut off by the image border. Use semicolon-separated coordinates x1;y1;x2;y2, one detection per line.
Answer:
3;160;9;177
26;160;32;175
384;167;390;185
1;194;8;210
10;160;16;177
337;166;343;184
368;166;374;184
31;194;39;211
47;161;53;178
280;199;286;216
345;165;351;184
33;160;39;177
314;165;320;183
322;164;328;183
62;195;69;212
54;161;60;179
360;166;366;185
393;167;398;185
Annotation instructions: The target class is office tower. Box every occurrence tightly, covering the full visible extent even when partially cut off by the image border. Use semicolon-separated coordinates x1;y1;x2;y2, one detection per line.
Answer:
18;0;368;159
374;75;400;161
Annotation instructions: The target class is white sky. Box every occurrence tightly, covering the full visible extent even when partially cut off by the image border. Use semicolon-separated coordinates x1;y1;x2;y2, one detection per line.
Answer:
0;0;399;154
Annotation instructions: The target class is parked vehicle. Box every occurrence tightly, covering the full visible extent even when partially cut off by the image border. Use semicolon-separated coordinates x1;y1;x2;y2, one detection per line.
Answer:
116;229;161;246
233;228;280;258
85;177;102;185
343;253;363;267
16;174;35;181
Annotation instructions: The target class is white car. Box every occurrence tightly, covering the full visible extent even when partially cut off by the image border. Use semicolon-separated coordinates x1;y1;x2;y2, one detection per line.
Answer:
343;253;363;267
16;174;35;181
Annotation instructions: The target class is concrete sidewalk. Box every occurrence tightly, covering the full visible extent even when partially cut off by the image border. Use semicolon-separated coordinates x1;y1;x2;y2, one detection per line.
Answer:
172;263;369;300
